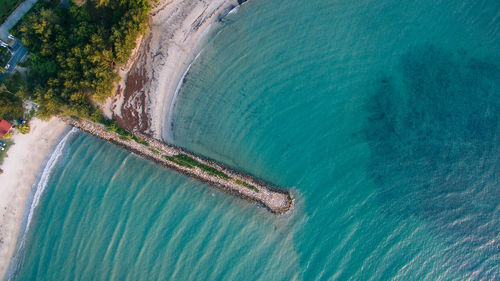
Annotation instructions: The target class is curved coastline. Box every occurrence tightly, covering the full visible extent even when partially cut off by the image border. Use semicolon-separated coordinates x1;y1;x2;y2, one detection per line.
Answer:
3;128;78;281
101;0;296;212
164;51;202;142
0;118;68;280
153;0;244;141
109;0;244;139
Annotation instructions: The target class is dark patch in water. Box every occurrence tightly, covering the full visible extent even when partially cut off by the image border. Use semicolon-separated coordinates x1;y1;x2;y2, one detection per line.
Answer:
364;46;500;278
217;4;238;22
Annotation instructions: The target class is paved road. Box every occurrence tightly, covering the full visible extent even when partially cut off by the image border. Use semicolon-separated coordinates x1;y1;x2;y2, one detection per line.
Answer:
6;40;26;72
0;0;38;41
0;40;27;79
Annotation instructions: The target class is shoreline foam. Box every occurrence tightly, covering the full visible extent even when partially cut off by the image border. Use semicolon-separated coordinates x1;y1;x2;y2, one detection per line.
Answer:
3;127;78;281
0;118;68;280
164;50;202;142
63;117;294;215
108;0;241;140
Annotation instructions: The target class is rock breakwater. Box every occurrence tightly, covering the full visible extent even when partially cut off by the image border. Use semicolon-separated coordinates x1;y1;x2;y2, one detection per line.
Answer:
62;117;293;214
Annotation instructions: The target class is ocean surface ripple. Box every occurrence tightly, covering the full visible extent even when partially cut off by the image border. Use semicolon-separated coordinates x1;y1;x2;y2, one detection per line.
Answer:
12;0;500;280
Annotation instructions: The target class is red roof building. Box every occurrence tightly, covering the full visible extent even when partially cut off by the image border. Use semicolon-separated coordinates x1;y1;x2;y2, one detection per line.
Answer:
0;119;13;137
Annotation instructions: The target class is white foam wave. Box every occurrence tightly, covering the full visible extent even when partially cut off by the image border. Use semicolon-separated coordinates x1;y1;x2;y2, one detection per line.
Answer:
22;128;78;240
5;127;77;280
163;51;202;142
228;5;239;15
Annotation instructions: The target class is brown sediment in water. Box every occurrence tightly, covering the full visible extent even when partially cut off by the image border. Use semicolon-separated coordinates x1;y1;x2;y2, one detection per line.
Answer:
61;117;294;214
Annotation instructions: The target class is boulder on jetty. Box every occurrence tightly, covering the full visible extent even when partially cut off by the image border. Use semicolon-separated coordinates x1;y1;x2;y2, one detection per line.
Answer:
61;117;294;214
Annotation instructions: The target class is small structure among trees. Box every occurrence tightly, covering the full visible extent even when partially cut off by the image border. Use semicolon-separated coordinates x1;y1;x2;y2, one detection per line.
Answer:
0;119;12;137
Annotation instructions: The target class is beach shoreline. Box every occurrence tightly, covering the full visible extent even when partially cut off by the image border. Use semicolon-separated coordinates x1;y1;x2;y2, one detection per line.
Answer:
1;1;247;278
107;0;241;141
0;118;68;280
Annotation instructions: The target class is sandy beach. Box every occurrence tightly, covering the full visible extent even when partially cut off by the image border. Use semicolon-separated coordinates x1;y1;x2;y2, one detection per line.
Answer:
107;0;240;141
0;0;244;278
0;117;67;279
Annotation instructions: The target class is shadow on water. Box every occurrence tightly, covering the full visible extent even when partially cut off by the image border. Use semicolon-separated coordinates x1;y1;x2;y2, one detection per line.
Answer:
364;46;500;278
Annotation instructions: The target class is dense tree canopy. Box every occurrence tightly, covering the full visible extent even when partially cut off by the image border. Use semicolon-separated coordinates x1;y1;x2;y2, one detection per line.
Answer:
18;0;150;118
0;72;27;120
0;91;23;120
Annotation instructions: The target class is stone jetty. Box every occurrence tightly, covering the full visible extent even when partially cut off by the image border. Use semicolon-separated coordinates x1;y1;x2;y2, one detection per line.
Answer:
61;117;293;214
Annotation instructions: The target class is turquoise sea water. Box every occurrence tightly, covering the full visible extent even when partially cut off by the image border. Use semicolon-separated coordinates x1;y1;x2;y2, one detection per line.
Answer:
11;0;500;280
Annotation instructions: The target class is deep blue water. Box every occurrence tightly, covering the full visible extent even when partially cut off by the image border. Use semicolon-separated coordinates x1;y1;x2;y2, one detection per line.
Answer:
12;0;500;280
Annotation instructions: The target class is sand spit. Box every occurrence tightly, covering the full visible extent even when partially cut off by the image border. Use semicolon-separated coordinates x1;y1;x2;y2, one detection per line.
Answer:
0;118;68;279
62;117;294;214
108;0;241;139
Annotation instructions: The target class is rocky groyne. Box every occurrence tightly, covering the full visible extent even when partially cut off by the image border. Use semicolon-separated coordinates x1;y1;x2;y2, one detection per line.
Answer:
61;117;293;214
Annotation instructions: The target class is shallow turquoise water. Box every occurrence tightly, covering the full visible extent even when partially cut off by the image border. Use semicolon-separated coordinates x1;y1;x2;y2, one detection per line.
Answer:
13;0;500;280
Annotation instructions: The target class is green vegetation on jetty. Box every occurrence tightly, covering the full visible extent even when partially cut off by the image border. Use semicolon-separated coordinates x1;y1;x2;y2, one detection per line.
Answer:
68;118;293;214
83;117;239;184
235;179;259;193
165;154;232;180
165;154;260;192
163;155;194;169
99;118;148;145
